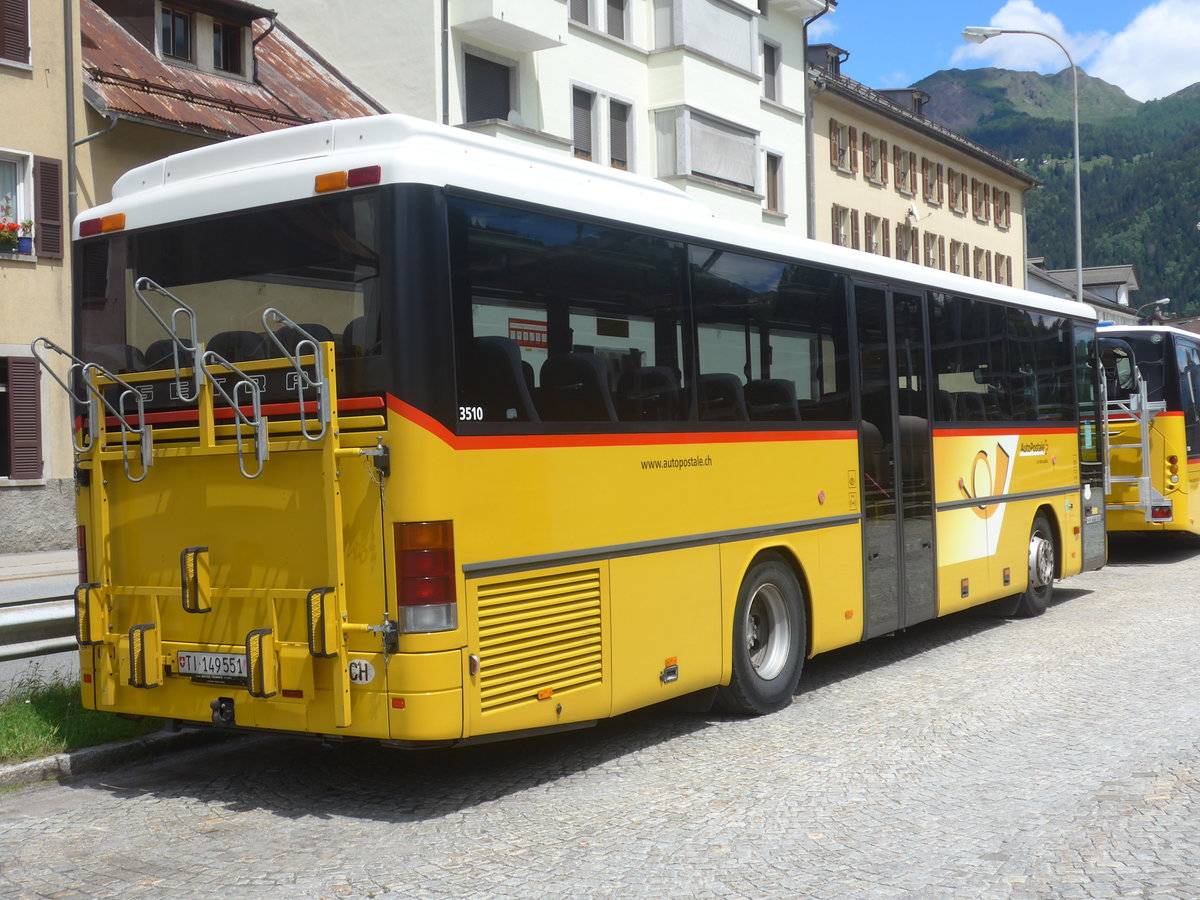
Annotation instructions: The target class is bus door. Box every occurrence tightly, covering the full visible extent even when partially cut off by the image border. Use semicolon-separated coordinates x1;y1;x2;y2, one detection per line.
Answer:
855;285;937;638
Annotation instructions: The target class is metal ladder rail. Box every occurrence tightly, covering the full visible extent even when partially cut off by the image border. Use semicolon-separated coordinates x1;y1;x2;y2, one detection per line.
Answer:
133;277;204;403
30;338;153;482
261;308;331;442
1105;385;1168;518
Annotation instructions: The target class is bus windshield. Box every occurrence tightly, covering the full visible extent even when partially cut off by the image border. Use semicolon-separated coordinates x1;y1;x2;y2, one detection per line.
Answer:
76;190;386;378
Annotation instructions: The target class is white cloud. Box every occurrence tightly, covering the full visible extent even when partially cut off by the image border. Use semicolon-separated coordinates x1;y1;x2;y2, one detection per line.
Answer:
807;15;837;43
1090;0;1200;101
951;0;1107;75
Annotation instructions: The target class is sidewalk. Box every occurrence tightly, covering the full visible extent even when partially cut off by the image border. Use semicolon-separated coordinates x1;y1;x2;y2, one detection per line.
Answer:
0;549;77;583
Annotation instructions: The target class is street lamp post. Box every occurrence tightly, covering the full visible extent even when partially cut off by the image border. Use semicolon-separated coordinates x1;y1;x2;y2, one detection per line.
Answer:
962;26;1083;307
1134;298;1171;323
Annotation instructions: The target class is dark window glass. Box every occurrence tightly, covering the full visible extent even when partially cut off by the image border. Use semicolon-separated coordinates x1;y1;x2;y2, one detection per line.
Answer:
448;196;687;426
607;0;626;39
573;88;594;161
213;22;242;74
609;100;629;170
161;8;191;61
689;246;850;422
929;293;1007;422
464;54;511;122
1007;309;1072;421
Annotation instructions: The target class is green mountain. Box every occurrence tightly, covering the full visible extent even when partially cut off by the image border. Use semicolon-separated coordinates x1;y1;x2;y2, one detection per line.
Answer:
915;68;1200;316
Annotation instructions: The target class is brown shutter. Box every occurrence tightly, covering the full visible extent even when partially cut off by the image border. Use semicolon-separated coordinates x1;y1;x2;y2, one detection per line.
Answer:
882;219;890;257
939;236;946;271
921;158;929;200
911;227;918;264
861;132;871;176
849;128;858;173
880;140;889;184
893;144;901;188
831;205;840;244
908;152;917;194
1005;191;1012;228
34;157;64;259
937;164;944;204
851;209;860;250
829;118;840;168
7;358;42;480
1;0;29;65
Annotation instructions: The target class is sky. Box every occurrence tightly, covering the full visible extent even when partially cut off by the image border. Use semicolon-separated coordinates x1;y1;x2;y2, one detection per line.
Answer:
808;0;1200;102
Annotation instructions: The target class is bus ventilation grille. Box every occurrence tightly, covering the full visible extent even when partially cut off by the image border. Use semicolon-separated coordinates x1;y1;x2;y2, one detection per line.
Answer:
476;569;603;713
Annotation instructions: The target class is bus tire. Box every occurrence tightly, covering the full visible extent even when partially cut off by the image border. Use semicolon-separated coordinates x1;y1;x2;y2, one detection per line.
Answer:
1015;513;1055;618
716;554;806;715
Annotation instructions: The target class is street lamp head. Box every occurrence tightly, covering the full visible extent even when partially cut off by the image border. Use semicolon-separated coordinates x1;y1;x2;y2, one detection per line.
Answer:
962;26;1002;44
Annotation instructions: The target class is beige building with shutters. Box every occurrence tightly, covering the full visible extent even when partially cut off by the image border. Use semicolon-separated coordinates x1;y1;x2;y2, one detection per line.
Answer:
0;0;83;551
808;44;1035;288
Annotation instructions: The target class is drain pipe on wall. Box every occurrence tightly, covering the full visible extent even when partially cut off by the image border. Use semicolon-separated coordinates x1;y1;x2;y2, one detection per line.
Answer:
442;0;450;124
803;0;835;240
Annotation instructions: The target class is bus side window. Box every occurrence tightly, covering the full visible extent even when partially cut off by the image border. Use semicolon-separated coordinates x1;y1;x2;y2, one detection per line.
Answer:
463;336;541;422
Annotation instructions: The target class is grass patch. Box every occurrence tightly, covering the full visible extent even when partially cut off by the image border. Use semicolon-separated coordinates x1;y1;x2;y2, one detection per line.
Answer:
0;664;163;765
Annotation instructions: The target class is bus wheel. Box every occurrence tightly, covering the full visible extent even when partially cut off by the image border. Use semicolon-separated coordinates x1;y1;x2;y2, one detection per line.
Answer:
716;554;805;715
1015;513;1056;618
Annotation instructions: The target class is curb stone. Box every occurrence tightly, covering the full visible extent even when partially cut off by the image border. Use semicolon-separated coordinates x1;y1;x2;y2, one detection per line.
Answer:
0;726;236;789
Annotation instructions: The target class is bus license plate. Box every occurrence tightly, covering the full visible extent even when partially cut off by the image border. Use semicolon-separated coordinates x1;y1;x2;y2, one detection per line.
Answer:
176;651;248;684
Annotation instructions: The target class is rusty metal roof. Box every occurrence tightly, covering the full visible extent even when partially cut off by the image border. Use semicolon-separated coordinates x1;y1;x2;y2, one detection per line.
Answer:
81;0;385;139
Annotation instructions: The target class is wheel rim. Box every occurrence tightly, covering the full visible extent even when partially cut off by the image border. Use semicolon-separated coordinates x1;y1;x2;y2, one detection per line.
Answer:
744;581;792;680
1028;530;1054;589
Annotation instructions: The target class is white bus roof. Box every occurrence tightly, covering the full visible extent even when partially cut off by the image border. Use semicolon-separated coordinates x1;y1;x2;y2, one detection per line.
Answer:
88;114;1094;323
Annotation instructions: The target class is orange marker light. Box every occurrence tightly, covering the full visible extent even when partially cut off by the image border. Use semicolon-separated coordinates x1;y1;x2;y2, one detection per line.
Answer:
537;688;554;701
314;171;348;193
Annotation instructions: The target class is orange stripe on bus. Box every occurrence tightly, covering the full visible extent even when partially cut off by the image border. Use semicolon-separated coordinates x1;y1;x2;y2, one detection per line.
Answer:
103;396;384;427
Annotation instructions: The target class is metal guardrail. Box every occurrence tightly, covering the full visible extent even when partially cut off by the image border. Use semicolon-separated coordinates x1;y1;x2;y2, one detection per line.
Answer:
0;596;77;662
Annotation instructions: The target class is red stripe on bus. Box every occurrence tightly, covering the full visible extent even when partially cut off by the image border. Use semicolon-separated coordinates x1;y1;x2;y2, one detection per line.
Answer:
386;395;857;449
1109;410;1181;421
103;396;384;427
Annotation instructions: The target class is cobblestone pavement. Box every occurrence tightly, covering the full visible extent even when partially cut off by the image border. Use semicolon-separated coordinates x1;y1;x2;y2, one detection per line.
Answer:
1;537;1197;899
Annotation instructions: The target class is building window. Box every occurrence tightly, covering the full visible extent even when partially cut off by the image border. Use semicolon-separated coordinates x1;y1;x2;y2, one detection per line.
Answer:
972;178;992;223
0;0;30;65
831;205;859;249
922;161;944;205
464;51;515;123
894;146;916;195
213;21;242;74
864;214;890;255
995;253;1013;286
0;152;62;259
924;232;945;270
161;5;192;61
609;99;630;169
1;356;42;481
948;168;962;213
973;246;992;281
570;0;590;25
949;239;968;275
994;189;1012;229
863;134;887;185
656;108;757;192
606;0;628;39
573;88;595;161
764;152;782;213
829;119;857;174
895;222;918;263
762;40;781;102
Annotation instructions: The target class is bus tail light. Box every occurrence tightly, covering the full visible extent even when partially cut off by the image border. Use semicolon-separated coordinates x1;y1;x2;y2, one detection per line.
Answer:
1168;455;1180;484
1151;506;1173;520
394;521;457;633
79;213;126;236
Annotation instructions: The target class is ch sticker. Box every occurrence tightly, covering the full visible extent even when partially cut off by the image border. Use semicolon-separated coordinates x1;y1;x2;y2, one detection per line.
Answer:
347;659;375;685
958;443;1012;519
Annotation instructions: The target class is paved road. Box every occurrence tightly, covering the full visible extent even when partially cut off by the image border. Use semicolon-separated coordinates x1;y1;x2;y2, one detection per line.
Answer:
0;537;1197;899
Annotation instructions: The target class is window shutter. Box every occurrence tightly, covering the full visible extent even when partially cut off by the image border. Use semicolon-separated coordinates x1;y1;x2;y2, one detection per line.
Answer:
1005;191;1012;228
939;236;946;271
831;205;840;244
892;144;901;188
606;0;625;39
34;157;64;259
609;100;629;169
573;89;594;161
937;164;944;204
882;219;890;257
763;42;779;101
880;141;888;185
1;0;29;65
861;132;871;175
7;358;42;480
849;128;858;173
908;152;917;194
921;158;929;200
829;119;839;168
851;209;860;250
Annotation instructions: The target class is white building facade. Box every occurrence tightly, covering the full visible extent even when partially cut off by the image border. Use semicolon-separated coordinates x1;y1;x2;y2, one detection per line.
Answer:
270;0;831;233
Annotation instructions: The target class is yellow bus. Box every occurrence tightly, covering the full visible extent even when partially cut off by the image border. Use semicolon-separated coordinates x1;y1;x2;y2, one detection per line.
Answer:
40;115;1105;746
1100;325;1200;535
